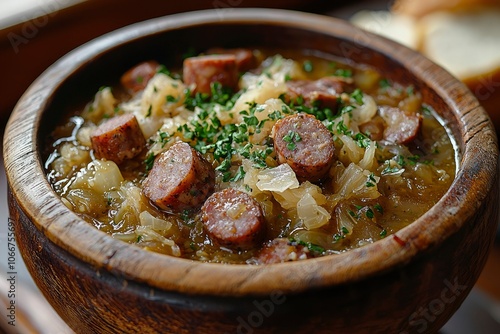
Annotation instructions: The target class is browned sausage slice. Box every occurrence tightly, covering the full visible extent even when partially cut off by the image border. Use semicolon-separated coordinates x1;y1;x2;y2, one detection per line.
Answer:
272;113;335;182
256;238;311;264
201;188;265;250
286;77;348;109
359;115;385;141
206;48;256;72
143;142;215;211
120;60;159;92
379;106;422;144
91;113;146;164
183;55;239;94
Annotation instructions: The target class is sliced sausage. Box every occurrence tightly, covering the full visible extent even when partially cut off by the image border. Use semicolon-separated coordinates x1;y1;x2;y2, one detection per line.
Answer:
286;77;349;109
143;142;215;211
120;60;159;92
201;188;265;250
359;115;385;141
256;238;311;264
183;54;239;94
206;47;256;72
272;113;335;182
379;106;422;144
91;113;146;164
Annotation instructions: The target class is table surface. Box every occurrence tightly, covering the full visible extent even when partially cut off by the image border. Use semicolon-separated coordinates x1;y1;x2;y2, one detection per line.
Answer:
1;1;499;333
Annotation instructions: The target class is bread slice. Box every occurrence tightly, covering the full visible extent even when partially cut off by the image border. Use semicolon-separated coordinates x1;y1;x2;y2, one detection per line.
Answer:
350;7;500;131
350;10;419;49
420;9;500;129
392;0;500;18
420;9;500;81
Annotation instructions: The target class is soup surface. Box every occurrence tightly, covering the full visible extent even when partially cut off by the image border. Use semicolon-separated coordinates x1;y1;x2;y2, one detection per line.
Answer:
45;48;457;264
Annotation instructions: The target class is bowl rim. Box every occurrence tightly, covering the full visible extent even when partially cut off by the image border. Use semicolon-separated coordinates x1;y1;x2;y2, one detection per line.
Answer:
3;8;498;296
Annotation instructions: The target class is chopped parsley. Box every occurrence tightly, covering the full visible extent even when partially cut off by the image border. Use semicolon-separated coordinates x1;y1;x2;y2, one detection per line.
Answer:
379;78;391;89
291;238;325;255
249;147;273;168
334;68;352;78
382;166;401;175
268;110;284;121
242;114;259;126
180;209;195;227
368;173;377;183
215;158;231;172
336;120;352;135
351;89;364;105
283;130;302;151
394;154;421;168
353;133;371;148
144;152;156;171
231;166;246;182
422;105;433;116
397;155;406;166
350;204;380;222
406;85;414;96
180;210;190;221
349;210;360;219
166;95;179;103
281;93;336;121
158;131;170;147
166;83;279;180
407;155;420;165
340;105;355;116
302;60;314;73
156;65;181;80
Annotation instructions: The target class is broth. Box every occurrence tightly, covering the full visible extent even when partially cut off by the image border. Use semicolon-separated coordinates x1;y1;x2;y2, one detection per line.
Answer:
45;48;456;264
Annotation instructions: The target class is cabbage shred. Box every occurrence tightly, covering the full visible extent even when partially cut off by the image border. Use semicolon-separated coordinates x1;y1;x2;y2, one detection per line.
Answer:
44;50;457;263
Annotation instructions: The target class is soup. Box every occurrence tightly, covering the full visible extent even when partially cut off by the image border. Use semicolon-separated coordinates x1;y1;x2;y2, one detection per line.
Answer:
45;48;457;264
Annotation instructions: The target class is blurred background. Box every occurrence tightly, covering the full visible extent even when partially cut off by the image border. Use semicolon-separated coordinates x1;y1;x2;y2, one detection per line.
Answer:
1;0;499;333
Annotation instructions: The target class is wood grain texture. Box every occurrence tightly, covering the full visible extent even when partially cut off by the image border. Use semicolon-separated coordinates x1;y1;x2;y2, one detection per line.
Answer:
464;70;500;134
3;9;499;333
0;0;335;123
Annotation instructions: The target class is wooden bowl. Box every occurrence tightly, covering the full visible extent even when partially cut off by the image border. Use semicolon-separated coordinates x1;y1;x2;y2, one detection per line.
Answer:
3;9;499;334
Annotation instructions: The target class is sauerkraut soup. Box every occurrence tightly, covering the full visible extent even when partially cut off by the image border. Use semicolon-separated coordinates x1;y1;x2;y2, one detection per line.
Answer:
45;49;457;264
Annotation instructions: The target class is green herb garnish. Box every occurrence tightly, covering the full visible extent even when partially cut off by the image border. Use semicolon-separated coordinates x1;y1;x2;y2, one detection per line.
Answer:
351;89;364;105
303;60;314;73
379;78;391;89
144;152;156;171
374;203;383;214
283;130;302;151
334;68;352;78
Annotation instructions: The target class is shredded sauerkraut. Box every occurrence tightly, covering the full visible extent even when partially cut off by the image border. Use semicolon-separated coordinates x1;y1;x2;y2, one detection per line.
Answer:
44;49;456;263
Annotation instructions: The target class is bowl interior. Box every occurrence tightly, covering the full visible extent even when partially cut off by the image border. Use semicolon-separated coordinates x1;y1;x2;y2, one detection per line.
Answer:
39;17;460;143
5;9;498;296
